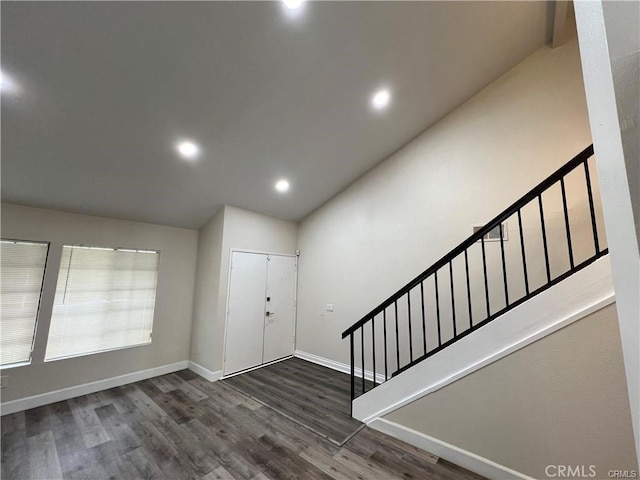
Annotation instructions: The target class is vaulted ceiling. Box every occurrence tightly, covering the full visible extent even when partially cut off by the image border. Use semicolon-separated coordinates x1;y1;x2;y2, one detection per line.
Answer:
1;1;552;228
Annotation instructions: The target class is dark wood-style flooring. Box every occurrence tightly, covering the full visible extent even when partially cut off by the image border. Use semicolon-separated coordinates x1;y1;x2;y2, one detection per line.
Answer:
1;367;484;480
222;358;365;445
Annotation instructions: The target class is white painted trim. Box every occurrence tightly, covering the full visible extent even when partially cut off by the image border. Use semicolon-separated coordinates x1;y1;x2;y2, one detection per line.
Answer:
369;418;534;480
227;248;298;258
188;361;222;382
575;1;640;463
0;360;189;416
353;257;615;423
294;350;386;384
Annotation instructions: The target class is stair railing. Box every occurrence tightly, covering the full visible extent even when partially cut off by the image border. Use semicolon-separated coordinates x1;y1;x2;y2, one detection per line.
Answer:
342;145;608;402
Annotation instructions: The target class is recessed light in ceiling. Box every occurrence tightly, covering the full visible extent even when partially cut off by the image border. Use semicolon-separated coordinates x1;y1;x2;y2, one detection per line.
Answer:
0;70;18;95
275;179;290;193
176;140;200;160
282;0;305;11
371;88;391;111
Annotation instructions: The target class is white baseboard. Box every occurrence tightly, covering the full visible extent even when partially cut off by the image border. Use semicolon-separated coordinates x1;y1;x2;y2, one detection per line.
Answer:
294;350;386;384
369;418;534;480
188;361;222;382
0;360;189;416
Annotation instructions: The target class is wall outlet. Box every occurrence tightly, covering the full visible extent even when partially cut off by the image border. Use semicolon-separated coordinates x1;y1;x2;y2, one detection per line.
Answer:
325;304;334;312
0;376;7;389
197;344;202;355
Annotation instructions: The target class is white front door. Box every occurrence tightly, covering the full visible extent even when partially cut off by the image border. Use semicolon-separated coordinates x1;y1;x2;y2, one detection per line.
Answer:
224;251;297;376
224;252;268;375
263;254;297;363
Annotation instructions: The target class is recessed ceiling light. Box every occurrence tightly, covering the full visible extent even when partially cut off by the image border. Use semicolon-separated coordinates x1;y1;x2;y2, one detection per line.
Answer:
282;0;305;10
176;140;200;160
371;88;391;111
0;70;18;95
275;179;290;193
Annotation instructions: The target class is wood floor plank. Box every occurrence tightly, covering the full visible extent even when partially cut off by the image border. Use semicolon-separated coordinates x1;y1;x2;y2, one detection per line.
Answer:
54;433;94;478
1;429;29;480
149;376;178;394
122;446;165;480
299;445;365;480
24;405;50;438
333;447;405;480
0;412;25;436
202;465;237;480
27;430;63;479
48;401;82;440
152;416;218;477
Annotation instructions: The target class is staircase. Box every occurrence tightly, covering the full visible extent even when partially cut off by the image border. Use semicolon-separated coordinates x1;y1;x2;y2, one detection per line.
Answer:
341;145;609;418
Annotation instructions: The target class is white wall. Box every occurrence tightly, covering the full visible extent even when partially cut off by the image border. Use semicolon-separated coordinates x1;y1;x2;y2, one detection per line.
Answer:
296;40;593;365
0;203;198;402
189;207;224;372
190;205;298;374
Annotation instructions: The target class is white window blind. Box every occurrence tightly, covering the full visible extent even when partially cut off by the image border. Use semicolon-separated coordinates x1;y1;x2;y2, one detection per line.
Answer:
45;245;159;361
0;240;49;367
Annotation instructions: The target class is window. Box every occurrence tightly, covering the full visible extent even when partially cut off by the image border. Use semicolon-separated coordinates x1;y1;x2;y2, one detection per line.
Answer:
0;239;49;367
45;245;160;361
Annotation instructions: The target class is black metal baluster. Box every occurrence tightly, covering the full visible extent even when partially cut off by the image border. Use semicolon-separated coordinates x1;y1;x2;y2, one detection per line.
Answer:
464;249;472;328
481;236;490;317
435;271;442;346
499;223;509;306
350;333;355;402
538;194;551;283
371;317;376;387
394;301;400;370
383;309;388;381
420;281;427;355
449;261;457;337
517;209;530;295
360;327;365;395
407;294;413;362
560;177;575;269
584;160;600;254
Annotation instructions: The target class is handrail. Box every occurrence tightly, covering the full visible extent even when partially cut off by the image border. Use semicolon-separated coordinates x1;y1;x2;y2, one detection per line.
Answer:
341;144;608;404
342;144;594;339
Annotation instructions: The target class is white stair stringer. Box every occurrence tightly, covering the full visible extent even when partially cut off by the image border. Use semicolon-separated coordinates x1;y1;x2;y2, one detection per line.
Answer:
353;255;614;423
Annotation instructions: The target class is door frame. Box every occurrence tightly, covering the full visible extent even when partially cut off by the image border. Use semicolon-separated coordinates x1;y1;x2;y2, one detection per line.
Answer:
222;248;299;377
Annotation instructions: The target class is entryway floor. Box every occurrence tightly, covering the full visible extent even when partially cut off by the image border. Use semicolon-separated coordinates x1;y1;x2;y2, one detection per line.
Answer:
222;357;366;446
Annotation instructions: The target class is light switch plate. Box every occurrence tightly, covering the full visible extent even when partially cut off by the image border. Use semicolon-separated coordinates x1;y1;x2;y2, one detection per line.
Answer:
325;304;334;312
